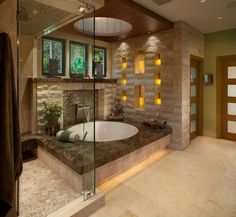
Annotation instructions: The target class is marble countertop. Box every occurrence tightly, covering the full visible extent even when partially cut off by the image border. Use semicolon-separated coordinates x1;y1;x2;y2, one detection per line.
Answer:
37;122;172;175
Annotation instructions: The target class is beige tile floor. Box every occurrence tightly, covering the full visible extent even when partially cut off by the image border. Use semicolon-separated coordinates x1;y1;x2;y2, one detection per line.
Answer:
90;136;236;217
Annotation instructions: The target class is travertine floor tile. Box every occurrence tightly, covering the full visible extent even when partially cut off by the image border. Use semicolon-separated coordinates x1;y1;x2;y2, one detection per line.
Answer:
91;136;236;217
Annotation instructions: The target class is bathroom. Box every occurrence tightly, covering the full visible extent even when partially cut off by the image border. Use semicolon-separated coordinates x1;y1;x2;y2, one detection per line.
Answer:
1;0;236;216
19;1;176;214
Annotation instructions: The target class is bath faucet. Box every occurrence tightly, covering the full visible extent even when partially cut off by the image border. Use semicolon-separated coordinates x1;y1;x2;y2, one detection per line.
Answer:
74;104;91;123
84;106;90;123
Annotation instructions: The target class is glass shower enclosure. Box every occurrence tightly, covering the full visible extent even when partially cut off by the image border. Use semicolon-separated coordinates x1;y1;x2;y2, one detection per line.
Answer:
17;0;96;215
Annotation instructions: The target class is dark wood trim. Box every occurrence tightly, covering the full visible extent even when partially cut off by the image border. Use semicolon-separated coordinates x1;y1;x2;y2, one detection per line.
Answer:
60;0;173;43
190;55;204;139
120;0;173;27
227;115;236;121
228;79;236;84
216;55;236;138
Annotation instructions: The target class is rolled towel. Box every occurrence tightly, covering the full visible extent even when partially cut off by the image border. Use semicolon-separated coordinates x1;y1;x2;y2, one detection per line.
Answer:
56;130;80;143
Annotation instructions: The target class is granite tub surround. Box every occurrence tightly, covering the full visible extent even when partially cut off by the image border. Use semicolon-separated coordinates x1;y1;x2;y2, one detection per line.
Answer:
112;21;204;150
37;122;172;178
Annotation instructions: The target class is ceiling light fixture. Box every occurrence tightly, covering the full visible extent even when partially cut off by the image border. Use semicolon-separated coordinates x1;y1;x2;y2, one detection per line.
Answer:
199;0;207;3
217;16;223;20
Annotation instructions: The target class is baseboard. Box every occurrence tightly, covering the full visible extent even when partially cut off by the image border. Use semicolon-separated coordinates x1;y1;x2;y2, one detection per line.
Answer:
203;130;216;138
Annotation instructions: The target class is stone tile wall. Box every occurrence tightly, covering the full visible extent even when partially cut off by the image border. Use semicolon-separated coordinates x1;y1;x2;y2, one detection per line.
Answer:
111;21;204;150
36;82;117;134
63;90;98;127
37;84;64;134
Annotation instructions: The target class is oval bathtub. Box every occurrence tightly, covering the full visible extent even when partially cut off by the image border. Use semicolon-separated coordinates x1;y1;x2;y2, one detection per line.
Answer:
68;121;139;142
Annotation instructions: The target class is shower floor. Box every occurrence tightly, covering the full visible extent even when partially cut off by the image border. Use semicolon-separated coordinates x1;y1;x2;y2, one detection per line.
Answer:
19;159;80;217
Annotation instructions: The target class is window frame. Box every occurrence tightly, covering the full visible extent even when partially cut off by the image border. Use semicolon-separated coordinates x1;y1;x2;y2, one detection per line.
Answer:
69;40;88;77
93;46;107;78
42;36;66;76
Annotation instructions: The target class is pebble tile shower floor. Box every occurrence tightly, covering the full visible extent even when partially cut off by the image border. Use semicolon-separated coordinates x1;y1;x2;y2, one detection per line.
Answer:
19;160;80;217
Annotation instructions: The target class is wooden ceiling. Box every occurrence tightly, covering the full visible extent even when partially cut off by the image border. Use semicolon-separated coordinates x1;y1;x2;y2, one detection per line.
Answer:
59;0;173;42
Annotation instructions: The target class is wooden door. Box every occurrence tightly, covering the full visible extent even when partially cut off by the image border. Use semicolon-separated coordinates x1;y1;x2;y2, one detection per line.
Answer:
221;57;236;140
190;56;203;139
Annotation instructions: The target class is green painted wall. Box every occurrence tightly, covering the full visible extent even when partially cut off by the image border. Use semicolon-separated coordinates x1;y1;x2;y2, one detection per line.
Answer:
204;28;236;137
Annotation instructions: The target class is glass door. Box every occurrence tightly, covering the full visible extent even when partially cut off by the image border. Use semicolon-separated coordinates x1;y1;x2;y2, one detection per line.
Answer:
222;58;236;140
18;0;96;216
190;57;203;139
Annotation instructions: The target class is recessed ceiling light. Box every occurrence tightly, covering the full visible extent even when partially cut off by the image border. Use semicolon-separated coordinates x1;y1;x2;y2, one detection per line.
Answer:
217;16;223;20
147;31;152;34
200;0;207;3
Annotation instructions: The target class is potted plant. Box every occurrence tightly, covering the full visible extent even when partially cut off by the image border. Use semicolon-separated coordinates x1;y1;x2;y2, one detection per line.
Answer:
41;102;63;126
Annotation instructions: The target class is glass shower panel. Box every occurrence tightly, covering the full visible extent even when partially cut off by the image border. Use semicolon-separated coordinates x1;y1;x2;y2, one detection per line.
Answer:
18;0;96;216
80;9;96;200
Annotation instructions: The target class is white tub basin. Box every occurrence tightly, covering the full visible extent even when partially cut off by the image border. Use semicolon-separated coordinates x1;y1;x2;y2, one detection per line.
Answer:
67;121;139;142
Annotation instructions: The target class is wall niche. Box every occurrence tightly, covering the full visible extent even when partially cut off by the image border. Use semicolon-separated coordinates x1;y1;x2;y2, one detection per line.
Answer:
135;50;145;74
135;85;145;108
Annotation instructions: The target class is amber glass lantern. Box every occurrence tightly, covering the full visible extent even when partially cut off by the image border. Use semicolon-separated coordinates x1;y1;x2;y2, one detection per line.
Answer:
155;73;161;86
154;53;161;66
120;57;127;70
155;92;161;105
122;90;127;103
121;73;127;85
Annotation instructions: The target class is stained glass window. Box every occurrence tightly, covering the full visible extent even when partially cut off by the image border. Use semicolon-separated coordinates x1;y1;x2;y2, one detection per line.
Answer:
94;46;106;77
70;41;88;77
42;37;65;76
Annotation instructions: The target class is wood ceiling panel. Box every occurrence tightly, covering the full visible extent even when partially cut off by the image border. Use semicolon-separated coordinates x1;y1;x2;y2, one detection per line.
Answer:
59;0;173;42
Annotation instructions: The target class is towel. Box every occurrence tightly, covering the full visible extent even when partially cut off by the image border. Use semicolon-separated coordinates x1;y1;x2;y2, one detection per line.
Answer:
0;32;22;216
56;130;80;143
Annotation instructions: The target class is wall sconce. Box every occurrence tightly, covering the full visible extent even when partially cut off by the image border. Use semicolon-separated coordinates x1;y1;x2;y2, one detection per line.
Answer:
155;92;161;105
204;73;213;85
155;73;161;86
122;73;127;85
139;96;145;107
154;53;161;66
135;85;145;108
135;50;145;74
120;57;127;70
122;90;127;103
